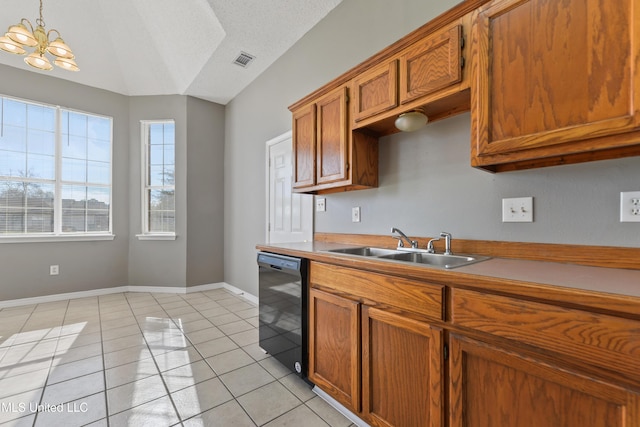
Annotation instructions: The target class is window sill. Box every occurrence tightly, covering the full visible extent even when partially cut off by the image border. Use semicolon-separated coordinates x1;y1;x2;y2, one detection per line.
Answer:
0;234;116;244
136;234;177;241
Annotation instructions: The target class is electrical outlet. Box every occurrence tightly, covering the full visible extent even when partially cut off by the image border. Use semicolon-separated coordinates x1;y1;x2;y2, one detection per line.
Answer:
352;206;361;223
620;191;640;222
50;265;59;276
316;198;326;212
502;197;533;222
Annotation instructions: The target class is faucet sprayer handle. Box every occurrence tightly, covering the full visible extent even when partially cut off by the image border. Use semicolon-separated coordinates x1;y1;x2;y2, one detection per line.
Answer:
426;238;440;253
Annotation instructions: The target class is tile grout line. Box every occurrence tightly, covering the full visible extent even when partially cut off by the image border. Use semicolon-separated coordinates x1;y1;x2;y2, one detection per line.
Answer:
31;298;70;427
180;290;310;426
98;292;122;427
1;289;345;427
173;291;244;424
127;290;186;425
178;290;262;426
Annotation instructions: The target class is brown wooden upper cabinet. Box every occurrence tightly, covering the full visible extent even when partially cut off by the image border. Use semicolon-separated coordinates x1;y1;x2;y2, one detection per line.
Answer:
471;0;640;172
351;21;468;132
352;60;399;123
399;24;463;105
291;85;378;194
316;87;349;186
292;86;348;190
292;103;316;188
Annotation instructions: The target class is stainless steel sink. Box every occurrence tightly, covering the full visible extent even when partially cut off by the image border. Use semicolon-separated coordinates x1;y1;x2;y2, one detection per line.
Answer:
378;252;490;269
327;247;404;257
325;246;489;269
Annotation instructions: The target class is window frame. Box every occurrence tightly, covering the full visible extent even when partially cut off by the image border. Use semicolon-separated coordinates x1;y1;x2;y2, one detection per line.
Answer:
0;94;114;243
138;119;176;240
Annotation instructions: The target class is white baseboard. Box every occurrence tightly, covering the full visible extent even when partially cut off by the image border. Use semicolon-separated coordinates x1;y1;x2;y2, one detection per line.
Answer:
313;386;370;427
0;282;258;309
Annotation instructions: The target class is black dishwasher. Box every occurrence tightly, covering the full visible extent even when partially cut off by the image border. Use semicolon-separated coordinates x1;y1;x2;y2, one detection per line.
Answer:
257;252;308;379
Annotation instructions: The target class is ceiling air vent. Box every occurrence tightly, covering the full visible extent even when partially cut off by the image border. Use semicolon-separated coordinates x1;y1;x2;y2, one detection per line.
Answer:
233;52;255;68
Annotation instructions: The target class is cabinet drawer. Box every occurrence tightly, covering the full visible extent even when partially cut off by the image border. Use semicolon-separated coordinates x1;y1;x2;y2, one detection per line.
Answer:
451;288;640;382
310;262;444;321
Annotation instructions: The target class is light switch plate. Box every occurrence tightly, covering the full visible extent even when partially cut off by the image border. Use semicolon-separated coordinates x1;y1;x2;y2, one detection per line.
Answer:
316;198;326;212
352;207;361;223
502;197;533;222
620;191;640;222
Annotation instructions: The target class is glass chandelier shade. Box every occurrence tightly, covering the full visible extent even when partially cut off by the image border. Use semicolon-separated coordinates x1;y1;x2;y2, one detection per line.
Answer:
0;35;27;55
0;0;78;71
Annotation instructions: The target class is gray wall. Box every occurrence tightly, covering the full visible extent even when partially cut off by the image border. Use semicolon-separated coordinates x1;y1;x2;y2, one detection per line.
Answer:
127;96;188;287
0;67;225;300
186;97;225;286
0;65;130;300
223;0;640;297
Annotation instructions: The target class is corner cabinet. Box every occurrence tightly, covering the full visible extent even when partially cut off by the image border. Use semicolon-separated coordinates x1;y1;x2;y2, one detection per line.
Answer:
291;86;378;194
471;0;640;172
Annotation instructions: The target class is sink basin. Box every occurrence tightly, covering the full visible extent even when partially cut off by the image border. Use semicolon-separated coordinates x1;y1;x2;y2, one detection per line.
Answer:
378;252;490;269
325;246;489;269
327;247;404;257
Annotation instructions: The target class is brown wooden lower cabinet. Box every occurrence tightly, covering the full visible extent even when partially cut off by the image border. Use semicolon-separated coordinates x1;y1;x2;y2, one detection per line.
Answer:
362;306;443;427
449;334;640;427
308;262;640;427
309;287;443;427
308;288;360;413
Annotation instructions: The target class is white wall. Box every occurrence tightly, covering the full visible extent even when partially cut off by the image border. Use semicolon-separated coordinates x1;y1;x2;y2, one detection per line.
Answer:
223;0;640;296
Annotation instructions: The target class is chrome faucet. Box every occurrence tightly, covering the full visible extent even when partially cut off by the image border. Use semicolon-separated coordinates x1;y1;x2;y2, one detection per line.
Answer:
426;237;439;253
440;232;452;255
391;227;418;249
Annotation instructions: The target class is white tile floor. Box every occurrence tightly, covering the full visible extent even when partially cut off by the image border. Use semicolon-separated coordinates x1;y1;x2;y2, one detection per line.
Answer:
0;289;354;427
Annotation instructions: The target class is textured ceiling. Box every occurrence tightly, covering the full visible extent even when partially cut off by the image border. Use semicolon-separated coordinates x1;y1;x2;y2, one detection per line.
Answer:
0;0;343;104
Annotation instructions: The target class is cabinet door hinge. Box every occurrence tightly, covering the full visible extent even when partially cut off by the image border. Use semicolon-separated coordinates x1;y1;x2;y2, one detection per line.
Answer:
345;162;350;172
443;344;449;361
460;56;465;69
460;35;465;49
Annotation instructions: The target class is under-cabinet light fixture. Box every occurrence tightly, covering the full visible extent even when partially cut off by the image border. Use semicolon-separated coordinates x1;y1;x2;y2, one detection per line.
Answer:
395;108;428;132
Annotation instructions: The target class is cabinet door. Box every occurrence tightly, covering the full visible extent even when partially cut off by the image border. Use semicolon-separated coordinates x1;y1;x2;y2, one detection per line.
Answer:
472;0;640;163
362;306;443;427
308;288;360;412
316;87;349;185
353;60;398;123
449;334;640;427
399;25;463;105
292;103;316;188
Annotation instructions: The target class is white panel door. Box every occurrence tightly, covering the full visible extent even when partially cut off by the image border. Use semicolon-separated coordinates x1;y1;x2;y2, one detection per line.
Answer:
266;131;313;243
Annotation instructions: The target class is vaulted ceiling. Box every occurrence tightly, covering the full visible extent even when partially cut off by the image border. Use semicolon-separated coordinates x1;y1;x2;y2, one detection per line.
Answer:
0;0;343;104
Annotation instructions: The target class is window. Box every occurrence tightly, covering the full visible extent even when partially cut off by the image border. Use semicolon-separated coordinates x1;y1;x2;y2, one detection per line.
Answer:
140;120;175;238
0;95;112;240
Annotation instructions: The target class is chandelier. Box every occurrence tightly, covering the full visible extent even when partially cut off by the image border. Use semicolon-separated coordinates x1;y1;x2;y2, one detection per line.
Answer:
0;0;78;71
